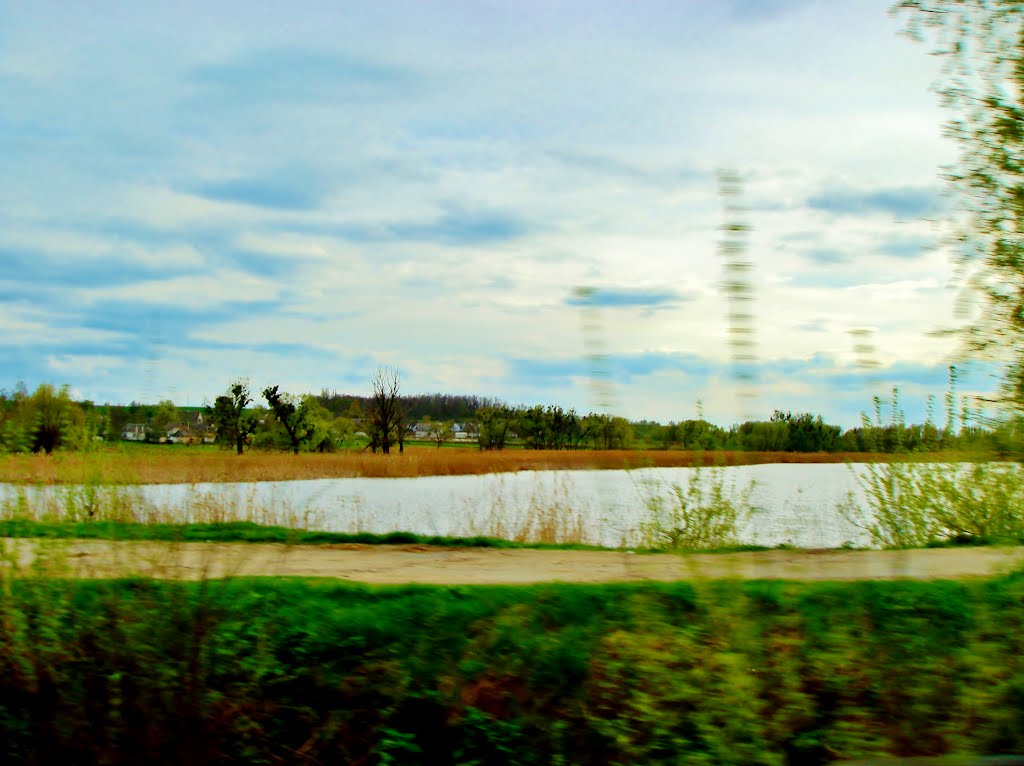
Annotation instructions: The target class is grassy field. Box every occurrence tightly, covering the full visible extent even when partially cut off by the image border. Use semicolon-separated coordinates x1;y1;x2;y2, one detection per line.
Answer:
0;443;945;485
2;574;1023;764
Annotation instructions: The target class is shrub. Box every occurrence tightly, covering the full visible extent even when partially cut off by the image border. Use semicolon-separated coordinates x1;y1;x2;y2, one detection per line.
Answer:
839;460;1024;548
637;464;757;550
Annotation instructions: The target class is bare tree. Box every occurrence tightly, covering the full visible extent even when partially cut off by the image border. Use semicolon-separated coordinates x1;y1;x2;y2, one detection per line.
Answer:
369;367;403;455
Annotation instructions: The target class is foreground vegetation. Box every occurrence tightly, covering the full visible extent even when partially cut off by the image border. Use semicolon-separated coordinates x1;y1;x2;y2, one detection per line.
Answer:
2;574;1023;765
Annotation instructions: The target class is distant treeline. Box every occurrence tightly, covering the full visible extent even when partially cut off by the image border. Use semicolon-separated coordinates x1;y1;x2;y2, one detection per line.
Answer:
315;390;503;422
0;380;1012;456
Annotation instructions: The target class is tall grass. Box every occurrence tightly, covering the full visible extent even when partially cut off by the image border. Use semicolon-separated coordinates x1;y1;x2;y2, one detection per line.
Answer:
464;474;590;545
0;480;328;530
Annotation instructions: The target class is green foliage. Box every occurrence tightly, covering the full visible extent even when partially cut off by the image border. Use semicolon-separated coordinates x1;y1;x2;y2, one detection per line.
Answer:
262;385;317;454
838;461;939;548
838;382;1024;548
429;420;454;448
580;412;631;449
477;405;514;450
1;576;1023;764
770;411;842;452
148;398;180;435
896;1;1024;416
638;464;757;550
298;395;348;452
475;405;632;451
840;459;1024;548
209;381;257;454
0;383;86;454
732;418;791;451
0;417;32;454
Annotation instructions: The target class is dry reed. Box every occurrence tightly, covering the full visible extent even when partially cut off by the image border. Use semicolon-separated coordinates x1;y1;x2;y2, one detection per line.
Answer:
0;446;906;486
0;482;328;530
462;474;591;545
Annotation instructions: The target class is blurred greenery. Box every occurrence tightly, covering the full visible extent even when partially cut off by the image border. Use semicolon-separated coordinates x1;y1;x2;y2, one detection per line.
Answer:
2;574;1024;764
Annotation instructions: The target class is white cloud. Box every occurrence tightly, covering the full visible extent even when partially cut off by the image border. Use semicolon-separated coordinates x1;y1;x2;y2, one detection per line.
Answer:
81;271;282;310
46;354;128;376
0;304;127;347
234;231;330;260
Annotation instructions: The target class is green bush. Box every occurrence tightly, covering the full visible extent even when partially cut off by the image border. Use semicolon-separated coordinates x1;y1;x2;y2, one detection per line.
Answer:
839;460;1024;548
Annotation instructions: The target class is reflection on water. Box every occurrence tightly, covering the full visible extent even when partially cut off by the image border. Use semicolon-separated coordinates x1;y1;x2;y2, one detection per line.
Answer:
0;463;876;548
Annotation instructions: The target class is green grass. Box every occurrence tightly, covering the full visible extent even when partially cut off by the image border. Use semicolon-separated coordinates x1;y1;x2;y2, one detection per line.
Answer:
7;518;1021;554
3;574;1024;764
0;519;627;551
0;519;796;554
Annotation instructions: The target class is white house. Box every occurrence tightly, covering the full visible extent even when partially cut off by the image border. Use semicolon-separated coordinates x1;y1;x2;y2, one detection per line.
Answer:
121;423;147;441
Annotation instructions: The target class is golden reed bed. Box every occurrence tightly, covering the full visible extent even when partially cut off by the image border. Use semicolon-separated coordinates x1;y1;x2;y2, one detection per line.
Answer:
0;446;902;486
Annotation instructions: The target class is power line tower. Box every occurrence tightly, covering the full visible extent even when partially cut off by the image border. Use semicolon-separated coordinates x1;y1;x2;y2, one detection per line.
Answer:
717;168;758;422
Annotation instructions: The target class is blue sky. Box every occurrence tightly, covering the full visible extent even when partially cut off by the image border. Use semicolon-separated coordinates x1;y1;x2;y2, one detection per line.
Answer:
0;0;991;427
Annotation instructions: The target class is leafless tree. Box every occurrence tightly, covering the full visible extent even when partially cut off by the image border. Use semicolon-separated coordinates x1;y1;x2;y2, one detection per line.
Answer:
369;367;403;454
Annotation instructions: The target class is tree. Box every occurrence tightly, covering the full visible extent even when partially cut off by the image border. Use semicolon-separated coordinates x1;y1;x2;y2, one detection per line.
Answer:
0;383;32;453
517;404;549;449
27;383;84;454
581;412;632;450
895;1;1024;413
771;410;842;453
262;385;316;454
430;421;454;448
210;381;258;455
476;405;513;450
301;395;349;452
149;399;180;438
368;367;404;455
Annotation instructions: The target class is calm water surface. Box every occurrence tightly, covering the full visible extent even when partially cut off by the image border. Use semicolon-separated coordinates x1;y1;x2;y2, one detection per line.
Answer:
1;463;878;548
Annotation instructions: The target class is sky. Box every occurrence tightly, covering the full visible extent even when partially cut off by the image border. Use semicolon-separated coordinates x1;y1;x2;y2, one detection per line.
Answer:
0;0;994;427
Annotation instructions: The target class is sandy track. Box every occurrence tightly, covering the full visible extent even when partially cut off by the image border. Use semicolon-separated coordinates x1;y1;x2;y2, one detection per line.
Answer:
6;539;1024;584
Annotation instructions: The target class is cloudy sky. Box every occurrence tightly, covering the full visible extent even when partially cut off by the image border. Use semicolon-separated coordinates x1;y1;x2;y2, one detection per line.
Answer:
0;0;988;426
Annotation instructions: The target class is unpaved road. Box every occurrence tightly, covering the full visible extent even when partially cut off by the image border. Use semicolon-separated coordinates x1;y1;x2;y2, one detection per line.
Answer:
6;539;1024;583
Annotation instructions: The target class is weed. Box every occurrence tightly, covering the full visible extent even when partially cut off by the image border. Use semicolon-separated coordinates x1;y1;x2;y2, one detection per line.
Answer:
637;463;757;550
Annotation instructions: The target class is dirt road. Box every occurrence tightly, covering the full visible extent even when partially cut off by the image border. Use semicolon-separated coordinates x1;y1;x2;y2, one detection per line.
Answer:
7;539;1024;584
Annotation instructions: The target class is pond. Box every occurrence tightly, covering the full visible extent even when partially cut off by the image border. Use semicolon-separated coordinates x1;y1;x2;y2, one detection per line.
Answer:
0;463;876;548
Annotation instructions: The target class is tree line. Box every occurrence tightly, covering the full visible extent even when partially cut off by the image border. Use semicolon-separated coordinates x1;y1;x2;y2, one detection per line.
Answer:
0;367;1007;457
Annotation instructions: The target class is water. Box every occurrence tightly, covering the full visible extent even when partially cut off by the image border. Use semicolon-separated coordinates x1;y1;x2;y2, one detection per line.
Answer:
0;463;877;548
